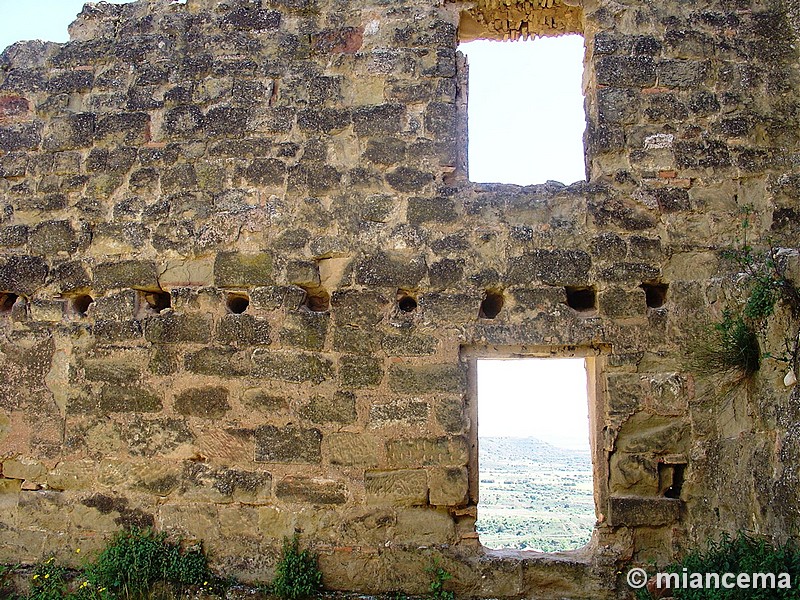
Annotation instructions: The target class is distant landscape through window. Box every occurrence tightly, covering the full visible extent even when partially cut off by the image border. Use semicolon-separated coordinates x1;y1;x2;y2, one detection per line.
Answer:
476;358;595;551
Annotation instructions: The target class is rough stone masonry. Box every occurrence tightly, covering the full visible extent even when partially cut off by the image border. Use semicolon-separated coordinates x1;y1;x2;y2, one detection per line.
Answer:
1;0;799;597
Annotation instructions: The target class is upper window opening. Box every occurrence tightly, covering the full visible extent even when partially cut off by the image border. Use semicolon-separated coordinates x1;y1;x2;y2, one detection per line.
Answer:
459;35;586;186
476;357;595;552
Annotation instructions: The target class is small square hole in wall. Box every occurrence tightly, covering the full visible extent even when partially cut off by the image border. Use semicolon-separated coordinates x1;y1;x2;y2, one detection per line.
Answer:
479;290;504;319
476;357;594;551
70;294;95;317
459;35;586;186
641;282;668;309
565;286;596;312
136;290;171;316
226;293;250;314
658;462;686;499
0;292;18;315
303;287;330;312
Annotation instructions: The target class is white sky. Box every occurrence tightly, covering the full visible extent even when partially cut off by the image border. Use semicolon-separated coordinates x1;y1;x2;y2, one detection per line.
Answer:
478;358;590;450
459;36;586;186
0;0;136;51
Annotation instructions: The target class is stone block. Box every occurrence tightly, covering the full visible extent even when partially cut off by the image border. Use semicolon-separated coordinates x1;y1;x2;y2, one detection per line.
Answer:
365;470;428;505
99;385;162;413
144;313;212;344
600;262;660;285
325;433;381;467
2;458;46;482
388;364;466;394
255;425;322;463
599;286;647;318
394;507;455;544
428;467;468;506
609;452;659;495
279;311;329;351
407;197;458;225
333;327;380;354
218;504;260;538
386;437;468;468
369;398;429;428
116;416;194;458
355;252;427;288
90;289;137;320
507;250;592;286
184;347;252;377
607;496;682;527
29;220;78;254
158;504;219;540
30;299;64;322
421;293;480;322
275;476;347;505
286;260;320;287
47;460;96;491
596;56;656;87
214;252;273;287
93;260;159;292
0;121;43;151
258;506;297;540
435;397;466;434
242;158;286;186
83;357;144;383
330;290;389;327
381;333;439;356
606;373;642;419
616;411;690;455
0;255;48;295
252;350;334;384
385;167;435;192
242;389;289;412
424;102;456;136
299;391;356;424
174;386;231;418
0;478;22;512
217;314;271;346
339;355;383;389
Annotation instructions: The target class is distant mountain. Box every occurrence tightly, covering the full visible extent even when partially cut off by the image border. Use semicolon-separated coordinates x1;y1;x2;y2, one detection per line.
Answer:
477;436;594;552
478;436;591;471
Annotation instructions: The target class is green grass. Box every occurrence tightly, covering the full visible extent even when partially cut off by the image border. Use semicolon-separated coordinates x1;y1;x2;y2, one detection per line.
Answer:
687;311;760;381
271;535;323;600
636;532;800;600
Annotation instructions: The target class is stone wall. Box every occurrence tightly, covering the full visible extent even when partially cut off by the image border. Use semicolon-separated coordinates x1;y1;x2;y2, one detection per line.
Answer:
1;0;799;597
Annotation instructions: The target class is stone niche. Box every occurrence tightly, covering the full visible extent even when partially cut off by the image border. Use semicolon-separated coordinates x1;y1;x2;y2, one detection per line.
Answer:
1;0;799;597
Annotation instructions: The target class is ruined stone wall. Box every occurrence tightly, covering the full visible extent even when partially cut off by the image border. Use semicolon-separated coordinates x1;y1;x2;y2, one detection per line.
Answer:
1;0;799;597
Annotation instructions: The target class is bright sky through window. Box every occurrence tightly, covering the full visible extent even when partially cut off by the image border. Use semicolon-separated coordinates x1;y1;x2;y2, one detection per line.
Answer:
459;35;586;186
477;358;590;449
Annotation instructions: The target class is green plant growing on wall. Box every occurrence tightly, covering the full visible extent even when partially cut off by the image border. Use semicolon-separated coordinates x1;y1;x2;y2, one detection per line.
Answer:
271;535;323;600
688;207;800;386
0;564;16;599
687;310;762;380
83;527;211;598
426;562;455;600
635;531;800;599
27;558;68;600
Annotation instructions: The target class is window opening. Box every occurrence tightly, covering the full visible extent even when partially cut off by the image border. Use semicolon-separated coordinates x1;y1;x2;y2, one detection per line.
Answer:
476;357;594;551
459;35;586;186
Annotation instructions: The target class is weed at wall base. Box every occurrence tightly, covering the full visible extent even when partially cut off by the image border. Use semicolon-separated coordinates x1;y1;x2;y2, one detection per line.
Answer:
271;535;323;600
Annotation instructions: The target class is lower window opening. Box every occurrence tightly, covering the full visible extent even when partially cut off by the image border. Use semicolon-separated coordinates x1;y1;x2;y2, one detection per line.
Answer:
476;357;594;552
